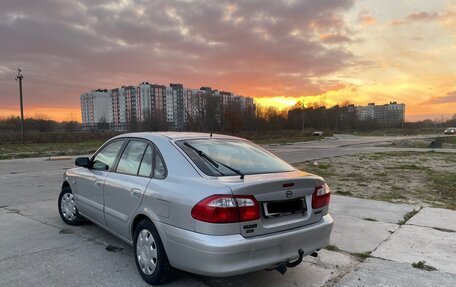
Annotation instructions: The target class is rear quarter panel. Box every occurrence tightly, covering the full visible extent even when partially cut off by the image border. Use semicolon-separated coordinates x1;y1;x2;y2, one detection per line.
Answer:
132;136;239;236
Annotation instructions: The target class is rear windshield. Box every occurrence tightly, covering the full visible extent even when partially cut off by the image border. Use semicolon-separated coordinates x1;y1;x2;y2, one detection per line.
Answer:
176;139;295;177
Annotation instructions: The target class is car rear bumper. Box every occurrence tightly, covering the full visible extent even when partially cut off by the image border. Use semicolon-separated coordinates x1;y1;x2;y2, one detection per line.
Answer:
156;214;333;277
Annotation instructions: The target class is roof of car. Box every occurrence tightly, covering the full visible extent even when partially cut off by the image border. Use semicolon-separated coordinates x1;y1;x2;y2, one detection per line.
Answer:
114;131;243;141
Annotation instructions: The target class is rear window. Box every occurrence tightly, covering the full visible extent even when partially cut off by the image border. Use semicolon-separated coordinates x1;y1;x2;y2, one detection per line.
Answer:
177;139;295;177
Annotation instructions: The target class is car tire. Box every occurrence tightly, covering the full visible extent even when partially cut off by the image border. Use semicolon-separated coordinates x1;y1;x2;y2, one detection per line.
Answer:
58;186;85;225
134;219;172;285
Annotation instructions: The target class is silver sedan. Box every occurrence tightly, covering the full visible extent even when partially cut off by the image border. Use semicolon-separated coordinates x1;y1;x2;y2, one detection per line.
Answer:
58;132;333;285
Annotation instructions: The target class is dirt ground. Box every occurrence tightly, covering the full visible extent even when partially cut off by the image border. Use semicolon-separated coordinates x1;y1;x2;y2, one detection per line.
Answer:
294;151;456;210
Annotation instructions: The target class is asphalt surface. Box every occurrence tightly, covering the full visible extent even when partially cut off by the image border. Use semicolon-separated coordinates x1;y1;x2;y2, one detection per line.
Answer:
266;133;456;163
1;134;455;286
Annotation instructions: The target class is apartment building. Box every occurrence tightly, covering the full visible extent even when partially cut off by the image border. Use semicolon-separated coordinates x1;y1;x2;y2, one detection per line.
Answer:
80;89;111;129
81;82;255;131
109;87;126;131
356;102;405;127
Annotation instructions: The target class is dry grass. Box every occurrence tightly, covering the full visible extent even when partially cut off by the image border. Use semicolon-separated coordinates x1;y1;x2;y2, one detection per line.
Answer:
0;141;104;159
294;151;456;210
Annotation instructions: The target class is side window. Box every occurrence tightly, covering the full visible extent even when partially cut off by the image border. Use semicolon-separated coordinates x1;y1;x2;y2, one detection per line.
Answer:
154;149;167;179
92;140;125;171
116;141;148;175
138;145;153;177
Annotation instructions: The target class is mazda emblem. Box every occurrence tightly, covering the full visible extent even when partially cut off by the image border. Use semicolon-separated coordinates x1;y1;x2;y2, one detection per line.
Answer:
286;190;293;198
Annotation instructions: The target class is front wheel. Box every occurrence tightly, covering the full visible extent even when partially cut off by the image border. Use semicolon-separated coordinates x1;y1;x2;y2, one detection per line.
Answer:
134;219;172;285
58;186;85;225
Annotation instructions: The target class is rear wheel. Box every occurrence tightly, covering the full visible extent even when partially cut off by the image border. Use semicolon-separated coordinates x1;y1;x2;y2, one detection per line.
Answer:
134;219;172;285
58;186;84;225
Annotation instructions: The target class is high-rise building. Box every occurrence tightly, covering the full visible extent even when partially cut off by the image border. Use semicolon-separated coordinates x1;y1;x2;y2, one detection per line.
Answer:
356;102;405;127
138;82;167;126
81;82;255;131
109;87;126;130
80;89;112;129
170;83;185;130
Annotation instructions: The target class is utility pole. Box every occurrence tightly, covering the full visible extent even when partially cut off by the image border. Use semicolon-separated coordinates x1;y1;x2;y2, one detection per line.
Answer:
16;69;25;141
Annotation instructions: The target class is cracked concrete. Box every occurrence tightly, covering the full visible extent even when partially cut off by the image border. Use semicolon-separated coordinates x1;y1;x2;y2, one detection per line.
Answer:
330;213;399;254
407;207;456;232
335;258;456;287
372;224;456;274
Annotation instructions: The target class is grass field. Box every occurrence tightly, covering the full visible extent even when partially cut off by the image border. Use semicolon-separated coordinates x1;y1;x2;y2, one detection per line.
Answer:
0;129;324;159
0;140;105;160
294;151;456;210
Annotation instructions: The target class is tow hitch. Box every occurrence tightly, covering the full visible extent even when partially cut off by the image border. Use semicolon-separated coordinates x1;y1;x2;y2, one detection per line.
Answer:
267;249;306;275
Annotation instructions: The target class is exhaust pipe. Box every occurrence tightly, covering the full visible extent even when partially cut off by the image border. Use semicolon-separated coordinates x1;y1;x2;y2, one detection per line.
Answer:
275;263;287;275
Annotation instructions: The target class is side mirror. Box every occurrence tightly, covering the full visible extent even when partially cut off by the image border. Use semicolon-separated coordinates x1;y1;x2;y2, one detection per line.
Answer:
75;157;91;168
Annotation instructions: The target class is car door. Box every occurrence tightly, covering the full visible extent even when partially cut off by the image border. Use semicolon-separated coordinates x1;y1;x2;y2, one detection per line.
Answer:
75;139;126;225
103;140;152;240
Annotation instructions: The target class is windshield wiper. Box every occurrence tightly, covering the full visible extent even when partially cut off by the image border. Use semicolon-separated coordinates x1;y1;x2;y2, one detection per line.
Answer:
183;142;245;179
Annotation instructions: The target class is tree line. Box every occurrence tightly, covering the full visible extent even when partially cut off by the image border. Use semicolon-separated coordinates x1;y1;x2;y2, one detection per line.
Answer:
1;101;455;138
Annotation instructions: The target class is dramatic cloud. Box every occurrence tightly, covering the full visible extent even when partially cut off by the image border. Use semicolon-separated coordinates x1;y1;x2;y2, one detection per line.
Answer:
0;0;356;118
0;0;455;121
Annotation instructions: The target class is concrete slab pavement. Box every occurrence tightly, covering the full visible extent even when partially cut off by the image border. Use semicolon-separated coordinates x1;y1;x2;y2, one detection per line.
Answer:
0;239;206;287
407;207;456;232
372;225;456;274
330;195;417;224
0;209;81;262
335;258;456;287
4;199;111;240
200;250;360;287
0;169;65;206
329;214;398;254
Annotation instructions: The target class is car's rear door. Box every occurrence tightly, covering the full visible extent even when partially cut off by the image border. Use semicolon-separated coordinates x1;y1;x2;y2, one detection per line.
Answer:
103;140;152;240
76;139;126;225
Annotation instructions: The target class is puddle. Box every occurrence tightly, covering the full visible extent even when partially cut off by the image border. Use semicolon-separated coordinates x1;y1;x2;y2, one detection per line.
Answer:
106;245;123;253
59;228;74;234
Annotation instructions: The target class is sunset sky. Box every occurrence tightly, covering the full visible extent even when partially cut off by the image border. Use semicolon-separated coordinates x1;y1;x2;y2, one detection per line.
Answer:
1;0;455;122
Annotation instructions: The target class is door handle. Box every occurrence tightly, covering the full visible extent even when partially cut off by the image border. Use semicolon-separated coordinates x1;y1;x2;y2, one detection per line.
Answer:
95;181;103;188
130;188;142;198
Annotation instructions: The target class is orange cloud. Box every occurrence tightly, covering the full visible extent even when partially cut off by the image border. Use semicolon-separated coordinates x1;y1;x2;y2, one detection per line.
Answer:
359;13;376;26
319;33;352;43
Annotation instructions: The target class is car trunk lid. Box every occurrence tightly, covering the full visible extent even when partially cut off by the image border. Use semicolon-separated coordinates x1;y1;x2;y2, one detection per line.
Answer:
219;170;328;238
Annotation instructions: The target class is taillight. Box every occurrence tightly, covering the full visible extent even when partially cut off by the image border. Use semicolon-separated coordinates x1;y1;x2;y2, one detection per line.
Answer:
312;184;331;209
191;195;260;223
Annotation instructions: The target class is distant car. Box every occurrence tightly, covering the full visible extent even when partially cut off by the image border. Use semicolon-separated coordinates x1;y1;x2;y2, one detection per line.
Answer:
313;131;324;136
58;132;333;285
445;127;456;135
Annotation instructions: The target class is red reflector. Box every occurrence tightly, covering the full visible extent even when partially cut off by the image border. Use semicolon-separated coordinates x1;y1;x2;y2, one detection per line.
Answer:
312;184;331;209
191;195;260;223
282;183;295;188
